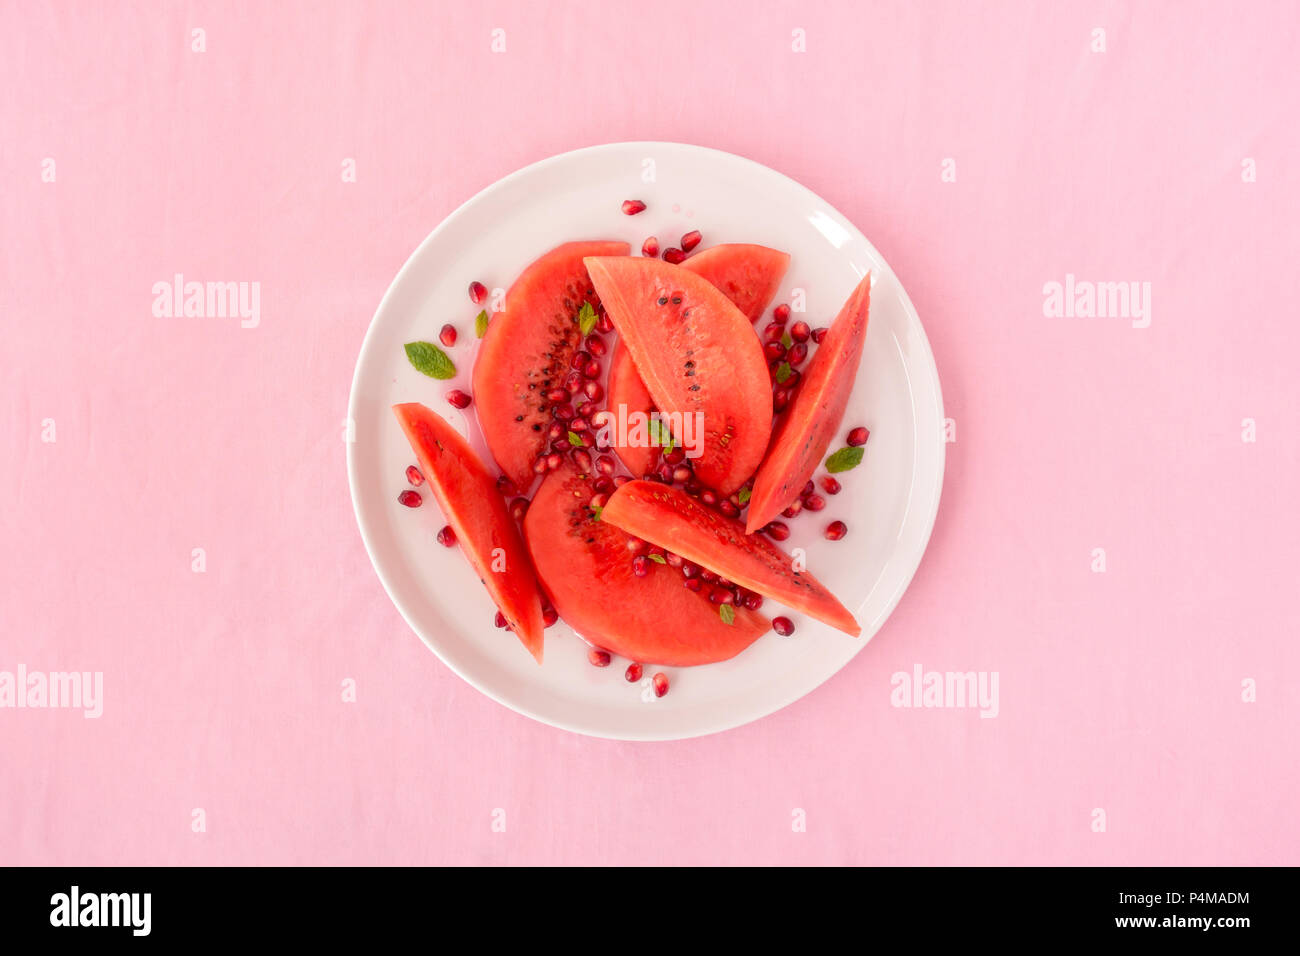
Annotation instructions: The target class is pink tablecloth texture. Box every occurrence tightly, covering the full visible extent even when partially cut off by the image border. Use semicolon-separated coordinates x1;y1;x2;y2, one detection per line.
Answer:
2;1;1297;866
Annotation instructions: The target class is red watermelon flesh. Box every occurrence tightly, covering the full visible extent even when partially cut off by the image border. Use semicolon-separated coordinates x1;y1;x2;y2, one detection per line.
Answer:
585;256;772;496
602;480;860;636
392;402;547;662
522;460;769;666
606;243;788;477
747;273;871;533
472;240;630;490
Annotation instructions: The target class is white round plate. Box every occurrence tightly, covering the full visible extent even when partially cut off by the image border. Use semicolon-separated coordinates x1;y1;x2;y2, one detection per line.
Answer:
348;142;944;740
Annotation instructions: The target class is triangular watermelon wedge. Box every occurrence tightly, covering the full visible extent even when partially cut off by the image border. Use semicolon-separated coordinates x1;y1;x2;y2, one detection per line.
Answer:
393;402;547;662
586;256;772;495
602;480;860;636
747;274;871;533
606;243;788;477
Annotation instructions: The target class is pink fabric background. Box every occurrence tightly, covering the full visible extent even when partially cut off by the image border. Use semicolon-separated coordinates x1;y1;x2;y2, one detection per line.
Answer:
3;1;1297;865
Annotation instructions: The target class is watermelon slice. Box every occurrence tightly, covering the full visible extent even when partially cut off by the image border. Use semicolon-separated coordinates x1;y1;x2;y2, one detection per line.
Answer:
393;402;547;662
747;273;871;533
602;480;860;636
605;341;658;479
680;243;790;323
585;256;772;495
522;460;770;666
472;240;630;490
606;243;788;476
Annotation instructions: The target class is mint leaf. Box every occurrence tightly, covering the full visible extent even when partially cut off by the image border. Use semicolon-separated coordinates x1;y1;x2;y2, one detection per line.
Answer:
738;487;751;506
567;431;584;447
781;331;793;349
404;341;456;380
648;553;666;564
825;446;865;473
648;417;675;452
719;604;735;625
577;301;597;336
775;362;792;384
475;310;489;338
590;505;603;520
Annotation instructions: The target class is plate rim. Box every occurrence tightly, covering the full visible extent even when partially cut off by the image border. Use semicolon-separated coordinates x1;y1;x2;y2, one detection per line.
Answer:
346;140;946;741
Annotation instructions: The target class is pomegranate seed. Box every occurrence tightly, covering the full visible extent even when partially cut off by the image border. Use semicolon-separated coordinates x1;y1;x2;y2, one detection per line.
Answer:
764;341;786;362
825;520;848;541
573;449;592;473
672;465;691;484
642;236;660;258
787;342;808;367
801;480;815;496
773;388;791;413
446;389;472;409
468;281;487;304
439;324;457;347
773;303;791;325
543;605;558;627
681;562;699;579
614;475;632;487
494;611;508;628
570;350;591;371
699;569;717;583
657;463;674;482
684;480;702;495
708;588;736;606
625;662;643;682
566;371;584;394
571;417;589;433
743;592;764;611
510;497;529;521
496;475;517;497
583;359;601;379
585;334;607;356
547;423;565;442
632;556;650;578
804;493;826;512
683;577;702;592
782;500;803;518
406;465;424;486
680;230;702;252
820;475;842;495
700;489;717;507
789;320;810;342
589;492;608;509
398;490;421;508
783;369;802;390
622;199;647;216
665;552;683;568
626;537;647;553
663;446;686;465
554;404;575;421
436;525;456;547
763;322;785;343
589;648;612;667
544;387;567;404
847;427;870;446
811;327;829;344
718;499;739;518
648;544;666;558
773;616;795;636
763;521;790;541
577;401;598;419
652;672;669;697
596;455;616;476
592;475;614;494
596;314;614;333
532;456;548;474
662;247;686;265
